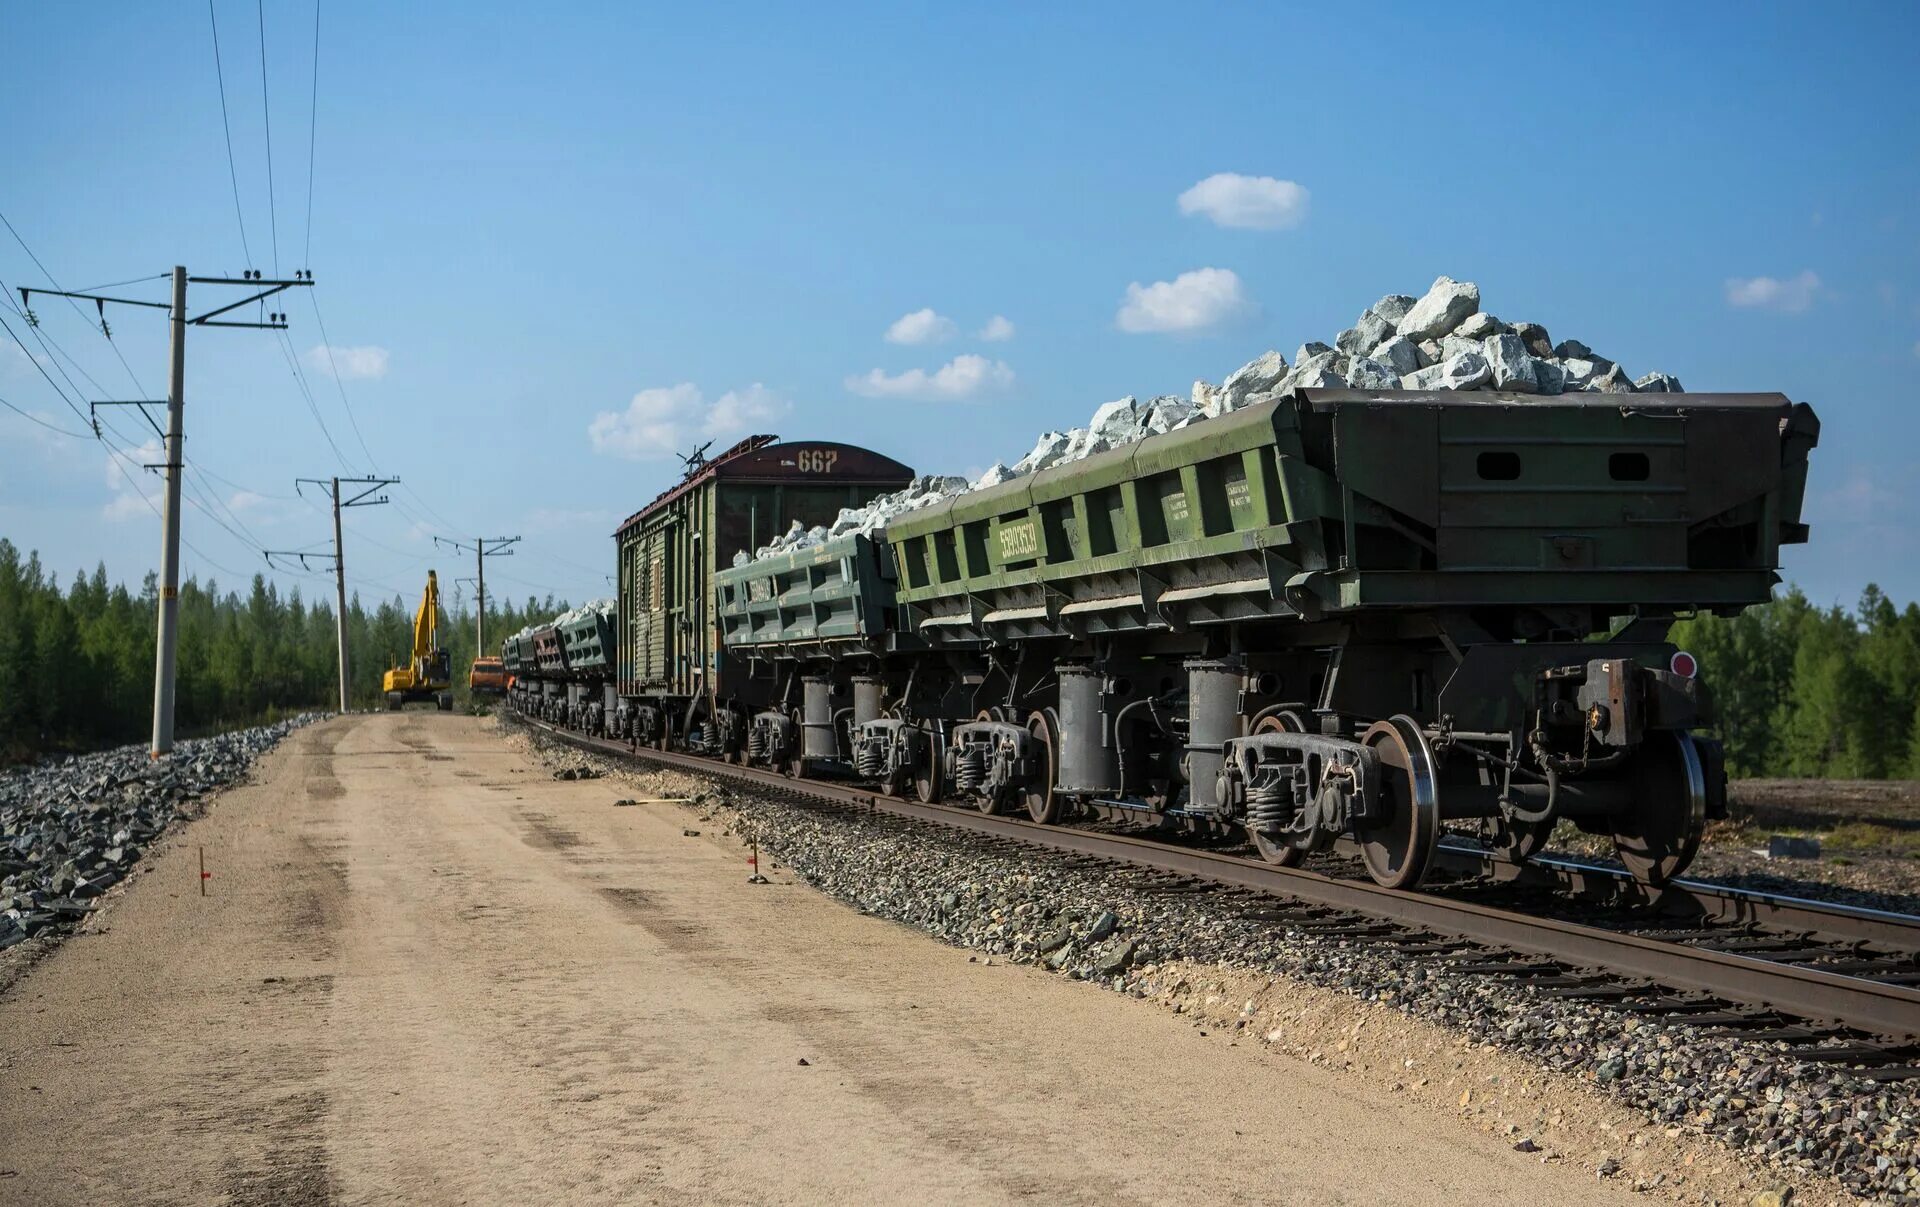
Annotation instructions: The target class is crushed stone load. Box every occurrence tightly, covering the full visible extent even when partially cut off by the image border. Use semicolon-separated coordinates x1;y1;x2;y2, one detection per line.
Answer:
511;598;615;643
988;274;1682;494
738;474;971;565
737;275;1679;564
1;715;322;951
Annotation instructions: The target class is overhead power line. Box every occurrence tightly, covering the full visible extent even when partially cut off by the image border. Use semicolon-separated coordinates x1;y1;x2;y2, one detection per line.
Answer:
0;391;89;438
306;290;378;468
257;0;280;275
0;209;150;394
304;0;320;268
206;0;255;269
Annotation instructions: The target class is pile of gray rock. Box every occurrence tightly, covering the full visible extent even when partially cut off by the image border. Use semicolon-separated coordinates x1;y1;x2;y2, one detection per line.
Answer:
736;474;971;565
0;716;319;950
976;274;1682;492
1200;276;1681;408
736;275;1683;565
510;599;616;645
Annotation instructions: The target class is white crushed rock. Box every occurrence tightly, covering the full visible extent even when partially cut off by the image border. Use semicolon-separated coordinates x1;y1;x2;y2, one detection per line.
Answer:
736;275;1680;565
510;598;615;642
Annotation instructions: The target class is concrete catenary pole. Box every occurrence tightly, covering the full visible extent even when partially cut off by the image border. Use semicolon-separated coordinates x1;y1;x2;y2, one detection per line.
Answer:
149;266;189;758
332;477;350;713
475;540;486;657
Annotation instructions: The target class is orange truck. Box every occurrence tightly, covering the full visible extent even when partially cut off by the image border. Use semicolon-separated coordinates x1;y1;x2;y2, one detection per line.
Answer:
469;656;508;697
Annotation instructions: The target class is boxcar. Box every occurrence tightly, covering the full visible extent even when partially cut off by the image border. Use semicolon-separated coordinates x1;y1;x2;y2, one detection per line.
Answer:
610;434;913;746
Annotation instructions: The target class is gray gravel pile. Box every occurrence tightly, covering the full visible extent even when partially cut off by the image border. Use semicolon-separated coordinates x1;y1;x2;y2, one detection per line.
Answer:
0;716;322;950
982;274;1682;494
691;789;1915;1202
509;599;616;645
737;274;1682;565
739;474;972;565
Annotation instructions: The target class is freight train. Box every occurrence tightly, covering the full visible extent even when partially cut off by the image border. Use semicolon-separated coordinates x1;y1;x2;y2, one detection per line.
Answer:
507;388;1819;891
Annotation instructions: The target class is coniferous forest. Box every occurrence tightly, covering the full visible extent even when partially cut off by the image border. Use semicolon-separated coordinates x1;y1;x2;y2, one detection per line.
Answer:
0;539;568;761
5;535;1919;779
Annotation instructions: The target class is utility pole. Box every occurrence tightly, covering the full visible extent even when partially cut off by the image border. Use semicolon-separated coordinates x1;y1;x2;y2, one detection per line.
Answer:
276;475;398;713
21;267;314;757
434;535;519;657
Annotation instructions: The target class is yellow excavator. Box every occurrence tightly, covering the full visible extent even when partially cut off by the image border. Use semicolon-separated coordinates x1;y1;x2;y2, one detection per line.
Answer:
382;570;454;711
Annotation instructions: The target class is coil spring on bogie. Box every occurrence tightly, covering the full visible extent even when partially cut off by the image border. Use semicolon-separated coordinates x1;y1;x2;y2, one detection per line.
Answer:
1244;769;1293;827
746;727;767;762
855;740;886;778
954;743;988;792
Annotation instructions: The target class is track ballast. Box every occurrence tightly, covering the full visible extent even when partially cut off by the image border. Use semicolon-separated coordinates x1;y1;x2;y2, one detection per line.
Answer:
514;714;1920;1057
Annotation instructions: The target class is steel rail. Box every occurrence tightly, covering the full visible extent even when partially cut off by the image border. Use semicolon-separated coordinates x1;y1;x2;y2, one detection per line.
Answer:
1432;842;1920;951
521;718;1920;1040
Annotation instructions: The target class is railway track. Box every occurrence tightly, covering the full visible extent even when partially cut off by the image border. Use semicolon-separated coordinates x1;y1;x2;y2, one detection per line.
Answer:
515;716;1920;1062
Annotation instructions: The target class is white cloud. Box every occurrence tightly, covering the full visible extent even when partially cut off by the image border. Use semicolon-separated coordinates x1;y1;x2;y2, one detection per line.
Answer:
977;315;1015;342
1177;173;1310;230
1115;267;1252;334
305;343;390;379
227;490;269;514
102;492;149;521
102;439;161;521
1723;270;1822;313
587;382;786;461
845;354;1014;402
883;308;958;345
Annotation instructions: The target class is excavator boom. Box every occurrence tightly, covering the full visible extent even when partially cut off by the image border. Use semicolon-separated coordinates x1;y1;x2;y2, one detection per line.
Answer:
381;570;454;711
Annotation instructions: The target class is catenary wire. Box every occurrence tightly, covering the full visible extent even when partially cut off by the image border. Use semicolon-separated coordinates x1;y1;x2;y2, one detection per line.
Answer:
304;0;320;268
305;290;379;468
0;209;151;394
0;391;89;438
206;0;255;269
256;0;280;275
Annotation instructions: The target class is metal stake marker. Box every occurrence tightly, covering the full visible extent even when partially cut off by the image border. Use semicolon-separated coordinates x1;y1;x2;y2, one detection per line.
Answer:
198;846;207;896
747;834;768;884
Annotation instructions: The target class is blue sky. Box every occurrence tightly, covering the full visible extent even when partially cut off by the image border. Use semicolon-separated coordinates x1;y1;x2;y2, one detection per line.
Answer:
3;2;1916;612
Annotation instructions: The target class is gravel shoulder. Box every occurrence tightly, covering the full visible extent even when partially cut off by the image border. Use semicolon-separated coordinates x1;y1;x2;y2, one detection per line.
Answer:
0;711;1683;1206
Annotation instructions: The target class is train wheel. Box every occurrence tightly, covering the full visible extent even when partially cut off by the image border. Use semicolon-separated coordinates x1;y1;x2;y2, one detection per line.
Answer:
1023;710;1060;824
1356;715;1440;890
1613;731;1707;887
914;728;943;804
1247;710;1311;867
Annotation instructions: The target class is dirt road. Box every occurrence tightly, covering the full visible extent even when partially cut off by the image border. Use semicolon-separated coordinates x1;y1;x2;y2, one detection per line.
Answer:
0;714;1645;1205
